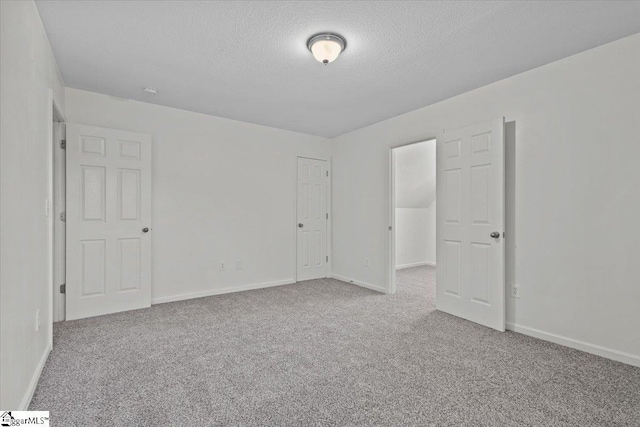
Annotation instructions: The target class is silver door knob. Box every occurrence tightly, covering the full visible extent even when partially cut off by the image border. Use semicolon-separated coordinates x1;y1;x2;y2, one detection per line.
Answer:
490;231;500;238
298;223;304;228
142;227;149;233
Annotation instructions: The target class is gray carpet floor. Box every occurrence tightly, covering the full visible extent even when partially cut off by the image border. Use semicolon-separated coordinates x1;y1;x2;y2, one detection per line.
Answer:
31;266;640;426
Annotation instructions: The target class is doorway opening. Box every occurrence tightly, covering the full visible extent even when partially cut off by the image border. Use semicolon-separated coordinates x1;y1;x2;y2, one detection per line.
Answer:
388;139;436;300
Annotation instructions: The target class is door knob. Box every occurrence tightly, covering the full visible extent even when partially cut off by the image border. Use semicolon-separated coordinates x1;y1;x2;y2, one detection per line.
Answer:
142;227;149;233
490;231;500;238
298;223;304;228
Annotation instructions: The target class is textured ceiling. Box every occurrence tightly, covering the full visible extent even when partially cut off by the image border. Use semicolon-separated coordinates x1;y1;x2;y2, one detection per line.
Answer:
36;1;640;138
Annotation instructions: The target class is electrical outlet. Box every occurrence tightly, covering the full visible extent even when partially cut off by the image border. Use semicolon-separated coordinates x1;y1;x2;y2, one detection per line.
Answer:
35;309;40;332
220;262;226;271
511;284;521;299
235;260;243;270
365;258;370;267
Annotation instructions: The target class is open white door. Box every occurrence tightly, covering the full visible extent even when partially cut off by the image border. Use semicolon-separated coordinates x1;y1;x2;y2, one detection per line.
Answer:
296;157;328;281
436;118;505;331
66;124;152;320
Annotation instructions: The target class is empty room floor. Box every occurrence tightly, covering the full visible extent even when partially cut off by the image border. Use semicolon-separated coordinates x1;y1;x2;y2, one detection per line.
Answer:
31;266;640;426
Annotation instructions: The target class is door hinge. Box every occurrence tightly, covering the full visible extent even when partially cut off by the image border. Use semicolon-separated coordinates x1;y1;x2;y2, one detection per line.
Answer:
388;226;392;231
60;284;66;294
326;171;329;177
503;232;505;238
326;213;328;219
60;140;66;149
326;256;328;262
60;211;66;222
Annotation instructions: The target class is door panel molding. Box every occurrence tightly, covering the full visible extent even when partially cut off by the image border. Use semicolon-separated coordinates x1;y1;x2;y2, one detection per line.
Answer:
436;118;505;331
295;155;331;282
66;123;152;320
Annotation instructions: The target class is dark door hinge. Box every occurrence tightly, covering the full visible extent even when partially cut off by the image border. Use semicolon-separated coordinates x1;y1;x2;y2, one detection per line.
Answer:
60;284;66;294
60;140;66;149
60;211;66;222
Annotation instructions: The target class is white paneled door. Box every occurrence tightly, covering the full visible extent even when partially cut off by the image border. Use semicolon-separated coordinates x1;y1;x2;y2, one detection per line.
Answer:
66;124;152;320
297;157;328;281
436;118;505;331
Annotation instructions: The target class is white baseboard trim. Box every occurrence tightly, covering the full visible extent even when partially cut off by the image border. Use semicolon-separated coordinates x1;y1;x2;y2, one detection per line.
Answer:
396;261;436;270
19;345;51;410
330;274;388;294
151;279;295;305
506;322;640;368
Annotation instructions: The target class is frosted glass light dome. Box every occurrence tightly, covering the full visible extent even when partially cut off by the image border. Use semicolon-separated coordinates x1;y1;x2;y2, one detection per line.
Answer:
307;33;346;64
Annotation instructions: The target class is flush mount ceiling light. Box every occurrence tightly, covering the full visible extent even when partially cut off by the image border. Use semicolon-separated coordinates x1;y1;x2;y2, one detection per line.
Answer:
307;33;346;64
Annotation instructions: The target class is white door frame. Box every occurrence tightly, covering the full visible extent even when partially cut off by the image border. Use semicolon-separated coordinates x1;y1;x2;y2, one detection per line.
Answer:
293;154;332;282
47;89;66;345
387;137;436;294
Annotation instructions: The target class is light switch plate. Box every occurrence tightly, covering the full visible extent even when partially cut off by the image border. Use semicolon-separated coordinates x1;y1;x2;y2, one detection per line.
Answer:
511;284;521;299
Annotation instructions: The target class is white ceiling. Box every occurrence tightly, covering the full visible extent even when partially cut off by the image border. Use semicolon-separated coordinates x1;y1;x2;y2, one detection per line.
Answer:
36;1;640;138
